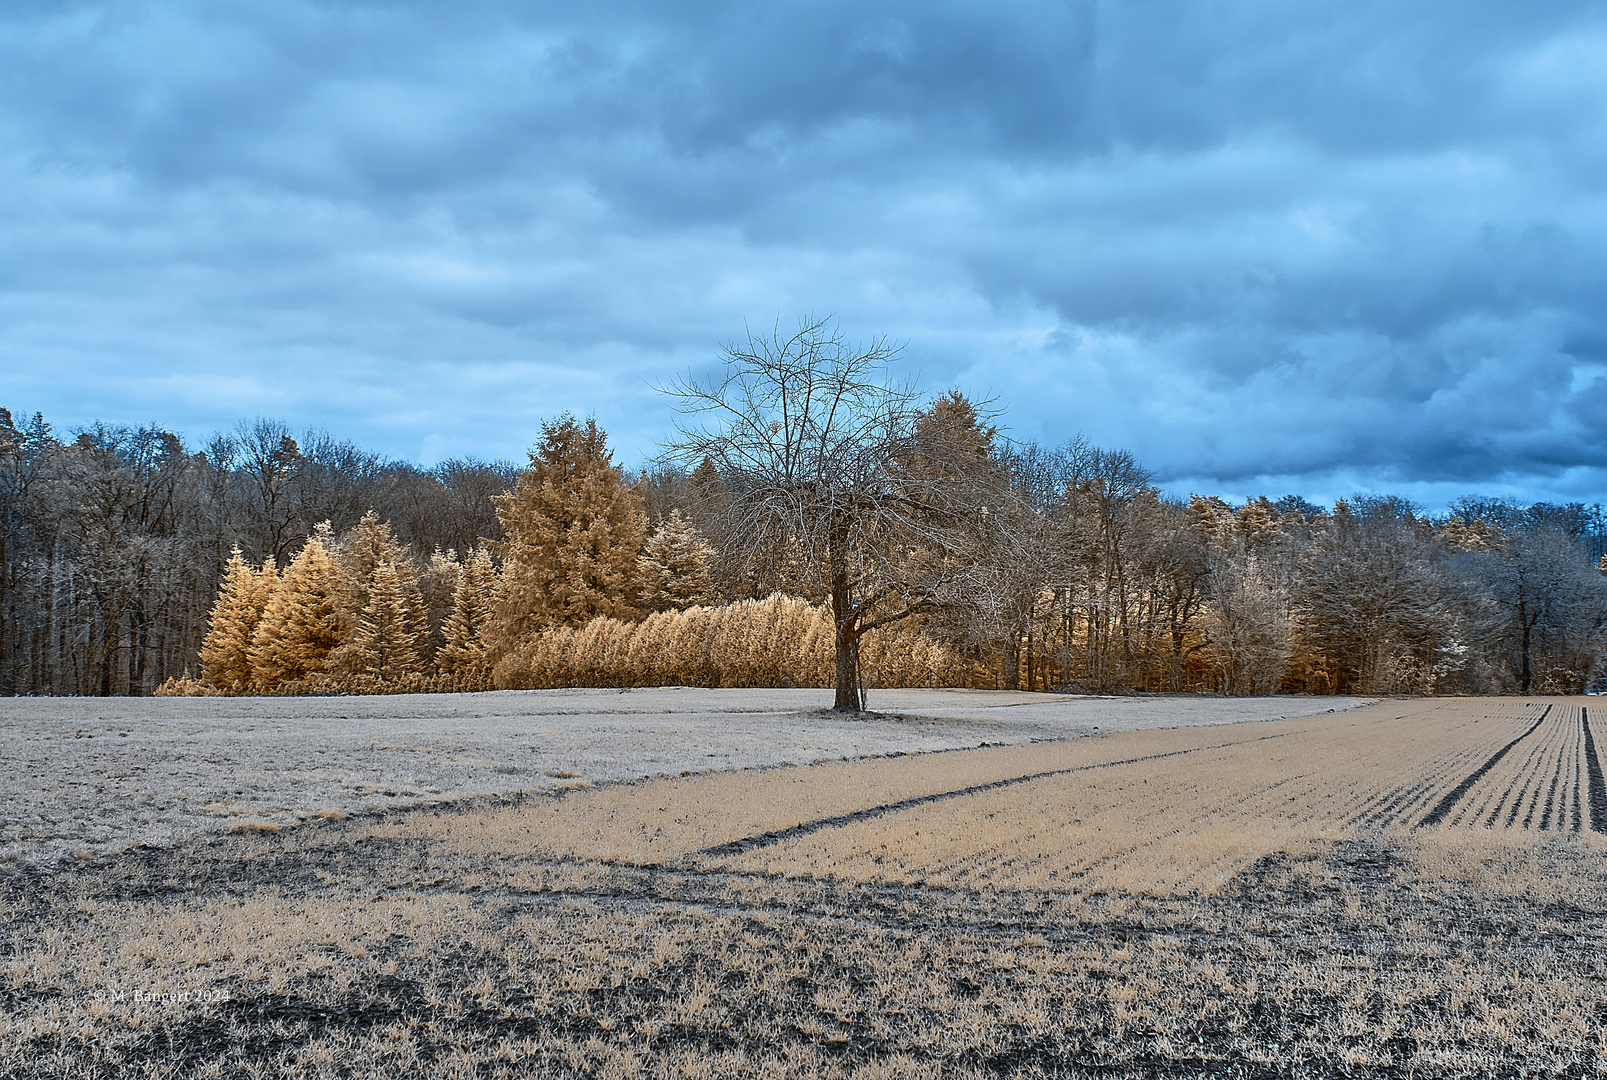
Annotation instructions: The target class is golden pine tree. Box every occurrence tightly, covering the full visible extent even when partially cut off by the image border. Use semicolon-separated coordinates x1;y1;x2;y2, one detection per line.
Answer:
636;509;717;611
345;560;421;681
198;547;274;692
489;415;647;655
419;547;463;658
250;527;341;687
437;545;497;677
329;511;431;676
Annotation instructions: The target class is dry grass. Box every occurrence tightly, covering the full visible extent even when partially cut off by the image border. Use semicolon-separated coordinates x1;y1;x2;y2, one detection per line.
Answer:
3;697;1606;1078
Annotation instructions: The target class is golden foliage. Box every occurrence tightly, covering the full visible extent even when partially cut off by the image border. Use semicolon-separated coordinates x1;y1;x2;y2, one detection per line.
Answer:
248;528;342;685
491;593;961;690
151;673;221;696
490;414;647;646
197;546;275;692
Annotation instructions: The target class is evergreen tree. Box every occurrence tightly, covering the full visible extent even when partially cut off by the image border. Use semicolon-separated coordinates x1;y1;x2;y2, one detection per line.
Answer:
397;565;430;666
438;545;497;675
490;415;647;650
637;510;716;611
345;560;420;681
198;547;274;691
250;526;341;686
419;547;462;657
329;510;430;675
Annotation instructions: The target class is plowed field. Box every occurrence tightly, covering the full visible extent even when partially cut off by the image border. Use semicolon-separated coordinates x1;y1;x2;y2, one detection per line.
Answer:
4;697;1606;1079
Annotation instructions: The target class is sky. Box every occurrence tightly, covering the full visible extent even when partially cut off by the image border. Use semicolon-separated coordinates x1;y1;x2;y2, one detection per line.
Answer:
3;1;1606;510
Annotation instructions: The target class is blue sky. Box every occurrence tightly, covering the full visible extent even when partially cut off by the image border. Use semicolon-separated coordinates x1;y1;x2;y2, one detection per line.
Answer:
4;1;1606;509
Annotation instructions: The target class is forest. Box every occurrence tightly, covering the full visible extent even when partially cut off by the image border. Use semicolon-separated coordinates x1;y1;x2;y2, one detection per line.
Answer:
5;335;1607;701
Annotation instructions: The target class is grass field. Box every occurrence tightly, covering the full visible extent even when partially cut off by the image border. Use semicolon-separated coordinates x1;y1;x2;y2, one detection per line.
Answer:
4;697;1606;1078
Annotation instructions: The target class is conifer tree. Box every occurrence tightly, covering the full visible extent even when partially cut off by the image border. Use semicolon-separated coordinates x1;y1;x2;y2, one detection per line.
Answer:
438;545;498;675
198;547;274;691
490;415;647;650
250;526;342;686
419;547;462;657
345;560;420;681
333;512;413;618
397;566;430;665
329;510;430;675
637;510;717;611
257;554;280;623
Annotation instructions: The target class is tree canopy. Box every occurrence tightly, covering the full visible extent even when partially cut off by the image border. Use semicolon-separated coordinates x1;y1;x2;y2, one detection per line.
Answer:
661;317;1008;708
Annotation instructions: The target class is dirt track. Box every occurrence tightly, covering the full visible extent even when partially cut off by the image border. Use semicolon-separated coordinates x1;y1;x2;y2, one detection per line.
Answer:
0;688;1368;868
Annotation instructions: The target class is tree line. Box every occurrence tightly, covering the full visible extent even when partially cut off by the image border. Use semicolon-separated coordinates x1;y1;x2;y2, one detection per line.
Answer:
6;322;1607;699
0;409;511;696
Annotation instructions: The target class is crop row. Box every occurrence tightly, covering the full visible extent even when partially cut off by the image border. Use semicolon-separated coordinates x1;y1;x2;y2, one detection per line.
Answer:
703;701;1607;895
339;699;1606;903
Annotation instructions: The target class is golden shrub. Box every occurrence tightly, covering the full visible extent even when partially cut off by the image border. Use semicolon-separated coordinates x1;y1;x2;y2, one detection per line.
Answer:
492;594;957;690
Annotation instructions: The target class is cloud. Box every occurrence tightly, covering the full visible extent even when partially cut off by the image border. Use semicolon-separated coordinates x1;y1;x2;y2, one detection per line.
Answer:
2;0;1605;509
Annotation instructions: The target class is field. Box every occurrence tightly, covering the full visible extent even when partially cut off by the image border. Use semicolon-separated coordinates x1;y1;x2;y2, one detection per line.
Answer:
3;696;1606;1078
0;689;1361;869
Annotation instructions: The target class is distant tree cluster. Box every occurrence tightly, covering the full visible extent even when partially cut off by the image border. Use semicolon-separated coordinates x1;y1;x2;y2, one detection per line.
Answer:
169;513;497;696
7;327;1607;698
0;409;511;695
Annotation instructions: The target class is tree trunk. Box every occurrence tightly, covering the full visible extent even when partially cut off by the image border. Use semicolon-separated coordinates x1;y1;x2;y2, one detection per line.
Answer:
833;620;862;710
1169;621;1185;692
1518;601;1533;694
828;523;862;710
1002;631;1020;691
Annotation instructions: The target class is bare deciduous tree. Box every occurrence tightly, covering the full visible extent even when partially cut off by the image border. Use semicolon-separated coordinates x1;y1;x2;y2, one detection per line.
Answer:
661;317;998;710
1463;528;1607;693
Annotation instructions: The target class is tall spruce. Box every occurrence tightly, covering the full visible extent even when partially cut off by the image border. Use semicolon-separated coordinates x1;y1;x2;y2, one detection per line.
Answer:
490;415;647;653
418;547;463;659
438;545;497;676
637;510;717;611
250;526;341;686
329;511;430;675
198;547;274;691
345;560;421;681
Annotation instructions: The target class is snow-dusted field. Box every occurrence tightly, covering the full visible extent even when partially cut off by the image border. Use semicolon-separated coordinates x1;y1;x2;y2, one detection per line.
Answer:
0;688;1370;868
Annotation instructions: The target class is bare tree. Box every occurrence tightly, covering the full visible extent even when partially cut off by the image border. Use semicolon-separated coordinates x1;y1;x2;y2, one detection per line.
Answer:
1295;498;1453;694
661;317;996;710
232;418;306;566
1462;527;1607;693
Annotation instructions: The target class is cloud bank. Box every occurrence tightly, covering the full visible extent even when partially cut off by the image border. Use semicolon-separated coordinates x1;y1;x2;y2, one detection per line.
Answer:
3;0;1606;507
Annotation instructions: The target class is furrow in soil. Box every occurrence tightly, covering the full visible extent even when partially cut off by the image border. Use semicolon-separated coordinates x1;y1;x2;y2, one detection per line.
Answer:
1419;706;1550;829
1582;707;1607;835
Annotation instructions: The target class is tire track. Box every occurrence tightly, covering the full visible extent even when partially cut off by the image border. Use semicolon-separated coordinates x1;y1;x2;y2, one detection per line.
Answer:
1516;721;1555;829
1361;767;1458;828
1350;715;1513;828
1571;752;1584;833
1419;707;1550;828
1470;712;1553;828
1505;710;1568;829
695;730;1297;859
1582;707;1607;835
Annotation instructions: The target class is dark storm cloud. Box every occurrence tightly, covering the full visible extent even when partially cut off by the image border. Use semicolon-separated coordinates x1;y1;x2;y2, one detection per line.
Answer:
3;0;1605;507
